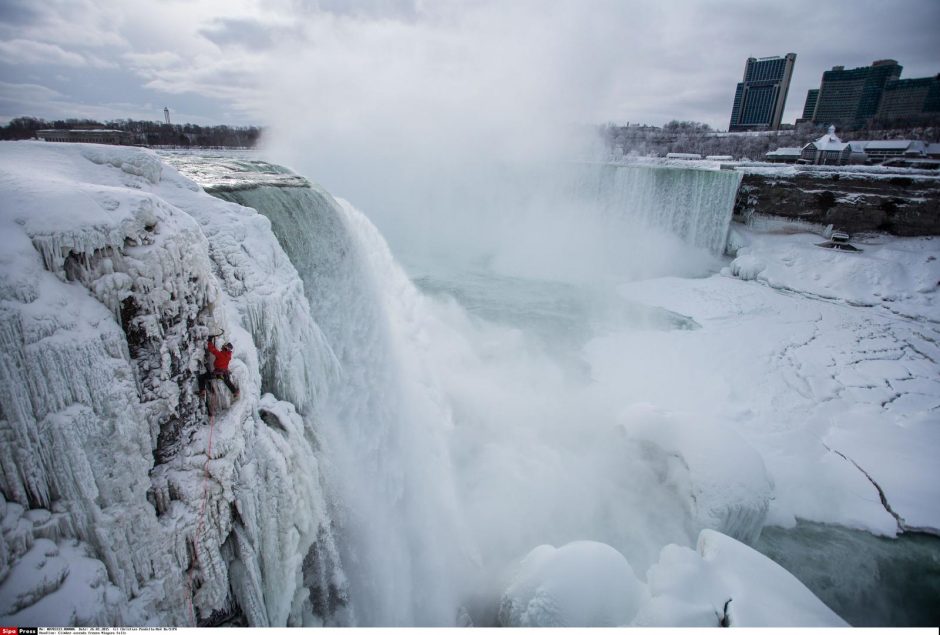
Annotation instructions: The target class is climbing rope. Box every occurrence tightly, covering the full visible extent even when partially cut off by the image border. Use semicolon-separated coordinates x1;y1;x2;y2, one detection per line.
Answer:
186;406;216;626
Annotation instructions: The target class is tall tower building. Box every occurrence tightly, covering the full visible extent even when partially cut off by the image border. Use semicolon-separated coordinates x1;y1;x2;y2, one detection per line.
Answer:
728;53;797;132
802;89;819;120
811;59;902;128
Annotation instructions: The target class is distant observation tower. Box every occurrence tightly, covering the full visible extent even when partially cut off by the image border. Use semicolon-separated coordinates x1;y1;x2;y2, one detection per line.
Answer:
164;106;171;125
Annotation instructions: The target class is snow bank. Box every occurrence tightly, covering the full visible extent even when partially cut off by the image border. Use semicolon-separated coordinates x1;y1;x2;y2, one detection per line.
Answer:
619;228;940;538
728;253;765;280
636;529;847;627
0;496;122;626
0;142;347;626
725;229;939;317
497;541;646;627
495;532;844;628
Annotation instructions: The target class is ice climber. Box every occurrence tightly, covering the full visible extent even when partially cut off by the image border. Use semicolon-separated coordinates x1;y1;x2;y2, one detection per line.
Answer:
198;337;239;401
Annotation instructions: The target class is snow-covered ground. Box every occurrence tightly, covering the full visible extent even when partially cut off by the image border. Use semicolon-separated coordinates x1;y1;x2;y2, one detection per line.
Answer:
617;228;940;536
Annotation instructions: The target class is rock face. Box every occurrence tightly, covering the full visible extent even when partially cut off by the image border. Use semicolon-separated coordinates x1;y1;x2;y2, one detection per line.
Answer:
734;172;940;236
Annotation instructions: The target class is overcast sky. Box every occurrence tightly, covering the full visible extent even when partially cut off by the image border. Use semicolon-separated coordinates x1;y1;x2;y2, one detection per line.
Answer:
1;0;938;132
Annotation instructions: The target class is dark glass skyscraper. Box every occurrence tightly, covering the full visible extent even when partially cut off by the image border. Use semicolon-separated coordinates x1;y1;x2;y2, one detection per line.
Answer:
728;53;797;132
811;59;902;128
802;89;819;120
876;74;940;121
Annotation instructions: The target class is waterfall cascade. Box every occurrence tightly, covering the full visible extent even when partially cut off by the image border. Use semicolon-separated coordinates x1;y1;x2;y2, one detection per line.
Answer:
202;158;762;626
212;183;471;625
571;163;743;254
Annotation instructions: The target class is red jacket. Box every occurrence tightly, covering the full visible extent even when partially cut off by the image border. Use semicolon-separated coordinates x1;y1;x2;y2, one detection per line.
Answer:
207;340;232;371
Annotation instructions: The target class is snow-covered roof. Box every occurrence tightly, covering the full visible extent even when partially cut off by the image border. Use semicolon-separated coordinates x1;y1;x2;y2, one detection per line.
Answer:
766;147;802;157
927;143;940;155
705;155;733;161
665;153;702;159
809;125;848;153
865;140;915;150
847;141;869;151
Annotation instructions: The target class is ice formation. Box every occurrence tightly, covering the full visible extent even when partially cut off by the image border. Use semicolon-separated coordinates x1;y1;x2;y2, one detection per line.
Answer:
635;529;848;627
0;143;347;626
497;541;647;627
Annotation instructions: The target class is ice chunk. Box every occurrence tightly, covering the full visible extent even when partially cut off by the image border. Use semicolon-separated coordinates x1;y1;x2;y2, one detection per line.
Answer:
498;541;647;627
728;253;766;281
725;227;748;257
635;529;847;627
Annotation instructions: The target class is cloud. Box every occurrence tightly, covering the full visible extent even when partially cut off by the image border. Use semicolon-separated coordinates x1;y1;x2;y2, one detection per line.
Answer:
0;0;937;132
304;0;420;21
0;80;63;102
0;1;128;50
199;17;304;51
122;51;183;71
0;39;105;67
0;1;43;26
0;79;213;125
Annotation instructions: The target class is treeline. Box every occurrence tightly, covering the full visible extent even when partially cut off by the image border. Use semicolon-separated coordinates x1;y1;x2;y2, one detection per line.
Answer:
0;117;263;148
604;119;940;160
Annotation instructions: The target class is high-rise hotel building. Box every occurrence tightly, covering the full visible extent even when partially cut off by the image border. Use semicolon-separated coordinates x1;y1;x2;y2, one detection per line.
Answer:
812;59;902;128
728;53;797;132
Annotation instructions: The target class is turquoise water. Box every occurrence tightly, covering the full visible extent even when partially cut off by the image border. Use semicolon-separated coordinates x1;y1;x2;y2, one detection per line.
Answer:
413;268;697;359
755;521;940;626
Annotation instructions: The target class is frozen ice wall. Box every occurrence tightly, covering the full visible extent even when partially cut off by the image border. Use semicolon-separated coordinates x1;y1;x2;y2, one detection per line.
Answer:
0;143;348;626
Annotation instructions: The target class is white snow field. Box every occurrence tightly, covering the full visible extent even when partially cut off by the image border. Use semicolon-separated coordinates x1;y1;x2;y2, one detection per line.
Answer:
618;228;940;536
1;142;937;627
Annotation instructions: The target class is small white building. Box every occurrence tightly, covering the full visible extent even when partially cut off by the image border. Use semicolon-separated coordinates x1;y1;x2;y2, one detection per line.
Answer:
800;126;851;165
771;129;933;166
665;152;702;160
864;139;925;162
764;147;802;163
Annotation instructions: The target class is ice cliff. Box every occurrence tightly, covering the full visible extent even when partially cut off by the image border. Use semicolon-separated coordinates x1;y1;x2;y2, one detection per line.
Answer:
0;143;348;626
